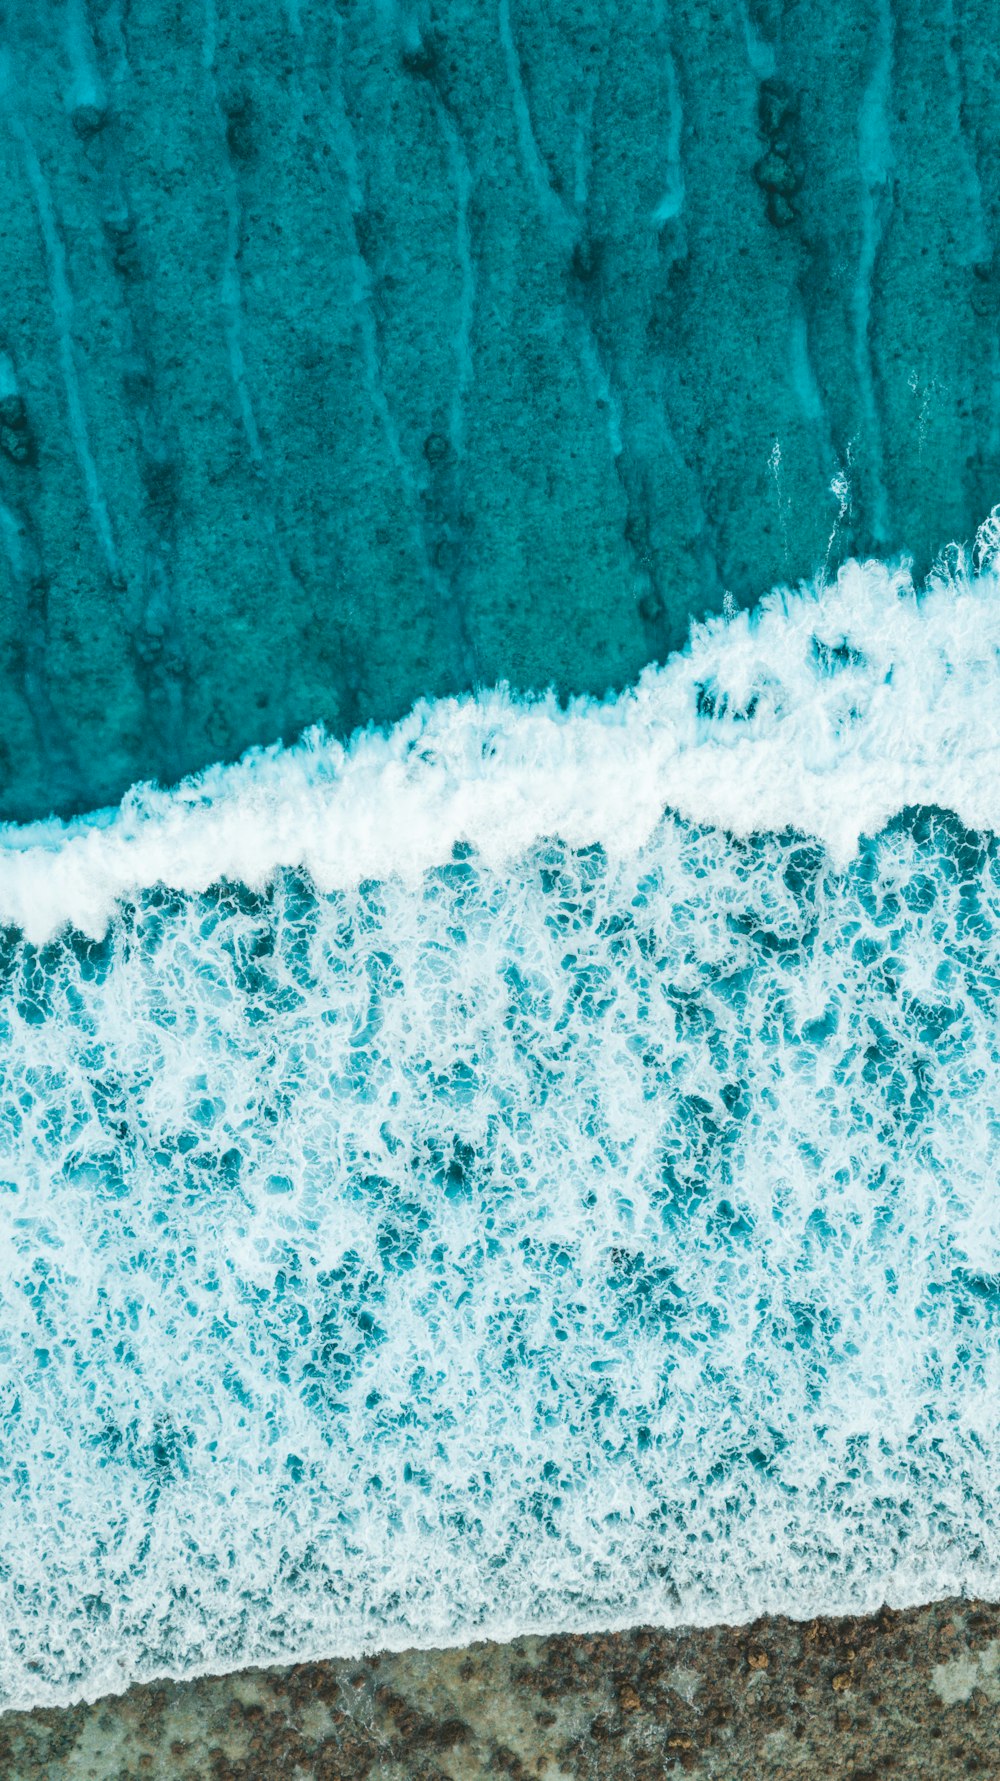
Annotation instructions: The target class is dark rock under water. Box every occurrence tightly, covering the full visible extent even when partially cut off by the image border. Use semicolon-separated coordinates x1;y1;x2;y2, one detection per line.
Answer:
0;0;997;819
1;1597;998;1778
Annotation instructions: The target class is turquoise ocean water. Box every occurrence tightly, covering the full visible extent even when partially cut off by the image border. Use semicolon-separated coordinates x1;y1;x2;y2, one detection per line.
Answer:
1;0;1000;1714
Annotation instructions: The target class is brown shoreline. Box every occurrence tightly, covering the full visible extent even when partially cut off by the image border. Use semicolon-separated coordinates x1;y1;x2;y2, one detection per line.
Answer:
2;1596;997;1778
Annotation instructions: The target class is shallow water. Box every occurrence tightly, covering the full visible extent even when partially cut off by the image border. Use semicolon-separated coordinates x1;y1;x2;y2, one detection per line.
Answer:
0;0;999;817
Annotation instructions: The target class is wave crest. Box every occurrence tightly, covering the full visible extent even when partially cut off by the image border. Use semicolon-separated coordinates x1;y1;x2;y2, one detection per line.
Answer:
3;527;1000;942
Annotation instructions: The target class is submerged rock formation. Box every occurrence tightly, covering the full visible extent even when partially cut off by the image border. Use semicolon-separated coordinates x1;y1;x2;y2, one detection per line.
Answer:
0;0;997;818
2;1597;999;1779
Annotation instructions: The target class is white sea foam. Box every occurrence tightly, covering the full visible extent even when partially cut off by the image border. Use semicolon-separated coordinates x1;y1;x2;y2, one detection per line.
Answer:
2;529;1000;1709
3;521;1000;942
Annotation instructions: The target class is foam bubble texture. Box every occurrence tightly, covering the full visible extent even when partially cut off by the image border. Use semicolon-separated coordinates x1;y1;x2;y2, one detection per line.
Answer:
2;802;1000;1707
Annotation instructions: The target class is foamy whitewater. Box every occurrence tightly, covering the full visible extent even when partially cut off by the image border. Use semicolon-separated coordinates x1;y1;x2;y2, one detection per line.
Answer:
3;531;1000;1708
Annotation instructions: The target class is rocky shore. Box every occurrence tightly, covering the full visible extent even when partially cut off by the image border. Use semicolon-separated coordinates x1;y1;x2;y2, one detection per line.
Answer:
1;1596;997;1778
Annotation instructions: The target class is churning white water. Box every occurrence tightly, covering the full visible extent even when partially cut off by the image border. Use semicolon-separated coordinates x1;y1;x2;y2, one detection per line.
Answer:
2;529;1000;1706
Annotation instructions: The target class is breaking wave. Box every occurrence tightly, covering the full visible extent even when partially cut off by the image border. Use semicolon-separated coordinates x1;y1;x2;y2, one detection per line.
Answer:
3;527;1000;1706
4;530;1000;944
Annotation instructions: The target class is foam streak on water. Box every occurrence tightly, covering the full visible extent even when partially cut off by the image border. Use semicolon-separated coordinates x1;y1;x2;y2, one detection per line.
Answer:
2;538;1000;1707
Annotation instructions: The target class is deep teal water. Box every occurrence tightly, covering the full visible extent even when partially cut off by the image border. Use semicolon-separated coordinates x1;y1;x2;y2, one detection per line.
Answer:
0;0;999;816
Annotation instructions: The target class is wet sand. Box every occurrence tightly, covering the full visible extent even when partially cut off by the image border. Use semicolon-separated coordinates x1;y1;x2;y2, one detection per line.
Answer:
2;1597;997;1778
